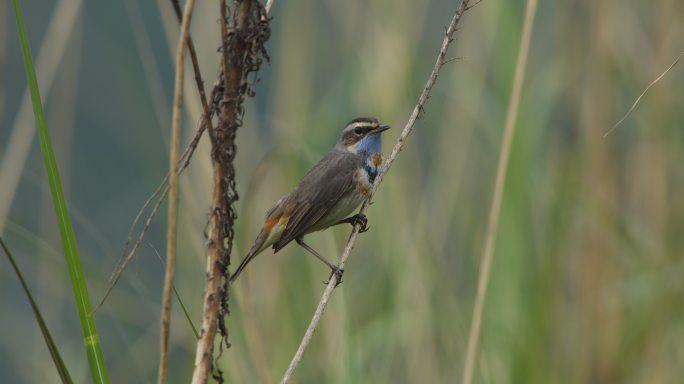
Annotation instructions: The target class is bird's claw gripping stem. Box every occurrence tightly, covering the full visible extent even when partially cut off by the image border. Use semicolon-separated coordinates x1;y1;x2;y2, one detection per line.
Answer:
324;267;344;287
350;213;369;233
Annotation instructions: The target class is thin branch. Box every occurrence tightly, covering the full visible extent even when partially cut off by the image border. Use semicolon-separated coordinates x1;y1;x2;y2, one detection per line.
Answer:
158;0;196;383
603;51;683;137
150;244;200;338
93;0;216;313
190;2;235;381
93;122;206;313
279;1;474;382
170;0;211;116
462;0;538;383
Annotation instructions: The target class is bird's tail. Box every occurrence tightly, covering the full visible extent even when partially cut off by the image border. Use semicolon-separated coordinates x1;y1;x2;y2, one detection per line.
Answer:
229;251;257;284
229;229;269;284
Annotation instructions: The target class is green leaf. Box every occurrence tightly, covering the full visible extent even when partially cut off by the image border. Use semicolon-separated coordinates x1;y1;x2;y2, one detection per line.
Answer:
1;237;74;384
10;1;110;382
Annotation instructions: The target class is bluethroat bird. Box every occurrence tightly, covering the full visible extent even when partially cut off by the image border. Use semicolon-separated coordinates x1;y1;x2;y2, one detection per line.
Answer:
229;117;390;284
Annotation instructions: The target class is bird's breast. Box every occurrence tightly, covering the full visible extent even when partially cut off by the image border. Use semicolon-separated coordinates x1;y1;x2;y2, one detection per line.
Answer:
356;153;383;195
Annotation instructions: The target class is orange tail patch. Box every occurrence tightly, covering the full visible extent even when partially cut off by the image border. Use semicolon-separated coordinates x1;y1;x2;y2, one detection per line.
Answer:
264;217;278;231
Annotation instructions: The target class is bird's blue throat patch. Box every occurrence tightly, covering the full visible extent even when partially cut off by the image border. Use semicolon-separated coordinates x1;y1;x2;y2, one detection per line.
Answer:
355;132;382;157
364;163;378;183
355;133;383;184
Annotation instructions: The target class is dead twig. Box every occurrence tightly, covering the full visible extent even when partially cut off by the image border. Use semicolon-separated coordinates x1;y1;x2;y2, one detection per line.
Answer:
279;1;474;382
158;0;196;382
93;117;208;314
604;51;683;137
191;0;270;382
93;0;217;313
170;0;212;124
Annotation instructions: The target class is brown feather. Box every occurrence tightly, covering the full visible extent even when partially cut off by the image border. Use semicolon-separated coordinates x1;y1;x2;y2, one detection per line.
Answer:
273;148;362;251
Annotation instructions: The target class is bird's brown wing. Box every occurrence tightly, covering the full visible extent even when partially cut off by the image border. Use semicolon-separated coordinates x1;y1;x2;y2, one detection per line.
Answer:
272;149;362;252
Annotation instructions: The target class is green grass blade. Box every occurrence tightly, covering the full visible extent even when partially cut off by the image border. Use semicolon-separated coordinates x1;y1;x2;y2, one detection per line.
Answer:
10;1;110;382
1;237;74;384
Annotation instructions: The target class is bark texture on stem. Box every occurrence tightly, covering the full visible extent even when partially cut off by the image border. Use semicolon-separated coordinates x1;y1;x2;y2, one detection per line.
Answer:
191;1;270;383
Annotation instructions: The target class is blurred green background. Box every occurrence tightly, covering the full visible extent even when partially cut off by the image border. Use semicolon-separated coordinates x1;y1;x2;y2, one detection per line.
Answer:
2;0;684;382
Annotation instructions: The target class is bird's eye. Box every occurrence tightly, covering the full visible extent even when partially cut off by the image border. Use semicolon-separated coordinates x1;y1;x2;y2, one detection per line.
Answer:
354;127;363;136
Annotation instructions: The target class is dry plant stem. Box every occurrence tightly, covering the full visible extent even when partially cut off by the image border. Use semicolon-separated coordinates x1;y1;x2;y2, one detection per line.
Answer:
461;0;538;383
170;0;211;112
191;0;257;381
604;51;683;137
92;0;217;313
189;3;233;381
159;0;196;383
94;121;206;313
98;0;268;317
279;1;472;382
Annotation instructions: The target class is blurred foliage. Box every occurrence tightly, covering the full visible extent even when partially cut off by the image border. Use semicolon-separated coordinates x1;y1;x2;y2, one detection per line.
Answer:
1;0;683;383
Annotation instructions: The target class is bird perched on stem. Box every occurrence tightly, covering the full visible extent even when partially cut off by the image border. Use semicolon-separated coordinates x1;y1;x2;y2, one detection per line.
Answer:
230;117;390;285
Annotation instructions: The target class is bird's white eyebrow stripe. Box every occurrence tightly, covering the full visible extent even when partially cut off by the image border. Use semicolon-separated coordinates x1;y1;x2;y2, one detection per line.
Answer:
346;121;378;130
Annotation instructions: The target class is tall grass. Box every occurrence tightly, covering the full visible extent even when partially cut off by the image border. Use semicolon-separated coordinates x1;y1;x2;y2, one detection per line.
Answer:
9;0;108;382
1;0;683;382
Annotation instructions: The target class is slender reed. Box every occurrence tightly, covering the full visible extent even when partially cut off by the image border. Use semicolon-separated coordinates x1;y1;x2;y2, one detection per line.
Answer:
279;1;475;381
94;0;216;312
0;0;83;231
158;0;196;383
461;0;538;383
1;237;74;383
11;0;109;380
604;51;683;137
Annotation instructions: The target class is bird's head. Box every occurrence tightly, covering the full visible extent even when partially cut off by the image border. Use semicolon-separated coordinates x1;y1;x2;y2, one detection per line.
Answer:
337;117;390;156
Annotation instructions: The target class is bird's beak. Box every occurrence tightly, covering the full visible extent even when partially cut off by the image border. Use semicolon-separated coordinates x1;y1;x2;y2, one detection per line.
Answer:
374;124;391;133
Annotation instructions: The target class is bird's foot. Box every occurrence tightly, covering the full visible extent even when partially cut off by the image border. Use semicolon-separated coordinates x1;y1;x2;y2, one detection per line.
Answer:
324;267;345;287
350;213;369;233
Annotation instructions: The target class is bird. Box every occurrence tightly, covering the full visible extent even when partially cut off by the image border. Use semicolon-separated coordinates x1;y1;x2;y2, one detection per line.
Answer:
229;117;390;285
